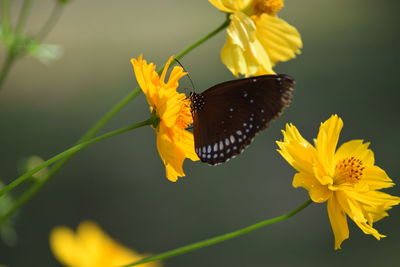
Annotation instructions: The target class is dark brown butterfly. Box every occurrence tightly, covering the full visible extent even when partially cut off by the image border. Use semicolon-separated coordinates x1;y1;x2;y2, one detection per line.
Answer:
189;74;294;165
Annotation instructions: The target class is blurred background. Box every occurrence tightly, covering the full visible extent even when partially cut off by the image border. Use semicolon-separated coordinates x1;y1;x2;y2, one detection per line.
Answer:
0;0;399;266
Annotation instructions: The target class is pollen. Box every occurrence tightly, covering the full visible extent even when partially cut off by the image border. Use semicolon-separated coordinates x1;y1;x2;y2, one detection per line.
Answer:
334;157;365;184
254;0;284;16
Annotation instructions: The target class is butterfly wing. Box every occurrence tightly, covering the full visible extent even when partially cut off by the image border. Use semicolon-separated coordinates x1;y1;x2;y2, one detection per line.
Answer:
192;74;294;165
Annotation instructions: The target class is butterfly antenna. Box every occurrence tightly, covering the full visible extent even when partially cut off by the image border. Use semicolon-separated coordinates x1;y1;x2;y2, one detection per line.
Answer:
174;58;196;93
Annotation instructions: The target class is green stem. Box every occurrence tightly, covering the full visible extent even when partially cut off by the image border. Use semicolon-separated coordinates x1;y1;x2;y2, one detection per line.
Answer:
15;0;32;35
35;2;64;42
0;51;15;90
122;199;313;267
1;0;11;31
0;17;229;221
174;18;229;60
0;0;65;91
0;119;152;200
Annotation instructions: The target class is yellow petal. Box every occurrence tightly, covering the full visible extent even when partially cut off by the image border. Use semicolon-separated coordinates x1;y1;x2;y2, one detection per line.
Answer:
336;192;385;240
335;140;375;166
221;12;274;77
164;66;187;91
276;123;316;175
254;13;302;65
158;93;184;128
51;222;162;267
208;0;252;13
171;126;199;161
50;226;83;267
157;128;186;182
346;190;400;212
362;165;395;190
293;172;331;202
227;12;256;48
327;195;349;250
315;115;343;176
131;55;158;107
159;56;174;85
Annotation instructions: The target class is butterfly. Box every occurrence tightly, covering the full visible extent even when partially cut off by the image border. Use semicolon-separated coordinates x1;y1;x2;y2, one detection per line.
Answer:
189;74;295;165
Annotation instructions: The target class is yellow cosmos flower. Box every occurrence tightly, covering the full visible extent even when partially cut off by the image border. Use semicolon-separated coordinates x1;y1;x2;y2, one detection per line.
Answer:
50;221;160;267
209;0;302;77
277;115;400;249
131;55;199;182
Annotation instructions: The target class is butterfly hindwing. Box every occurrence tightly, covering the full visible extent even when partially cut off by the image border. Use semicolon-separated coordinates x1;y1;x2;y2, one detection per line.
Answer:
191;74;294;165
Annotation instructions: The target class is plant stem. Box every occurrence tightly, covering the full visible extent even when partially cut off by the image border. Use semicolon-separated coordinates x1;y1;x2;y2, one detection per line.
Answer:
0;51;16;90
0;0;65;92
1;0;11;31
36;2;64;42
122;199;313;267
174;18;229;60
15;0;32;35
0;18;230;219
0;119;152;201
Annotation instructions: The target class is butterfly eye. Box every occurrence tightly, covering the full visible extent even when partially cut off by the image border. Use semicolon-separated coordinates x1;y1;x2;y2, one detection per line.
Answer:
191;74;294;165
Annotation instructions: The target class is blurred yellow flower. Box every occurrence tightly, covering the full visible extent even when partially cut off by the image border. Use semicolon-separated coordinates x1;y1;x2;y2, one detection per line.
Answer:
277;115;400;249
50;221;160;267
209;0;302;77
131;55;199;182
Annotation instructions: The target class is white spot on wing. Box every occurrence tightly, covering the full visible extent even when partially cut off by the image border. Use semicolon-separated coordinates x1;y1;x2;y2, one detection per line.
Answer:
214;143;218;152
225;138;230;146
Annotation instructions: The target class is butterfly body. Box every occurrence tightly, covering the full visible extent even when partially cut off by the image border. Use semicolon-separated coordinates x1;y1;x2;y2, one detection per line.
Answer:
190;74;294;165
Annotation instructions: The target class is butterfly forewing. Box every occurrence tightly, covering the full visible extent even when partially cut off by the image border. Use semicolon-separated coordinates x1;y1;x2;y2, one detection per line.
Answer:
191;74;294;165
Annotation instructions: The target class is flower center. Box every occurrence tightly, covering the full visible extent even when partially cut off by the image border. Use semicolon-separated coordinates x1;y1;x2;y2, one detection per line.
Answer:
253;0;284;16
176;98;193;129
334;157;365;184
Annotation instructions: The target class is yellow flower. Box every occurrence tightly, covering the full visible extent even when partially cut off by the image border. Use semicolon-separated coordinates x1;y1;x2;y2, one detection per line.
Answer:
209;0;302;77
277;115;400;249
50;221;160;267
131;55;199;182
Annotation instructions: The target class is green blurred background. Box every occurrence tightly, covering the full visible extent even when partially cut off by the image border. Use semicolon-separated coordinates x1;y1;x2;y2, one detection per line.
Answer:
1;0;399;266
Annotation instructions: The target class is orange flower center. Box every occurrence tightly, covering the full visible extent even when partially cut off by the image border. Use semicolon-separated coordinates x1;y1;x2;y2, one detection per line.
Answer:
176;98;193;129
253;0;284;16
334;157;365;184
